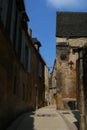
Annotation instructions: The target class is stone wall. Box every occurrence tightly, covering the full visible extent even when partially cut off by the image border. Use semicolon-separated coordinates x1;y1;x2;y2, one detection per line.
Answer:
55;37;87;109
0;26;45;130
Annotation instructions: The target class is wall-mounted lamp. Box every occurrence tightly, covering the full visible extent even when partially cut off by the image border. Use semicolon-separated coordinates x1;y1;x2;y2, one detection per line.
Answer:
68;60;74;70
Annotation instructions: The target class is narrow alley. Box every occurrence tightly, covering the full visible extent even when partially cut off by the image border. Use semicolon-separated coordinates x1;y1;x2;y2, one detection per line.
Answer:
0;0;87;130
7;105;79;130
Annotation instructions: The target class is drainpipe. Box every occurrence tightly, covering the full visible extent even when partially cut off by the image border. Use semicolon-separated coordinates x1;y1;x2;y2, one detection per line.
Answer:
79;50;86;130
73;47;86;130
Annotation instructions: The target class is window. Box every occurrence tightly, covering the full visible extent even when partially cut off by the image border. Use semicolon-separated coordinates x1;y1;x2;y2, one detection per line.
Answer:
39;61;43;78
25;45;28;71
21;30;26;66
8;0;20;51
10;0;16;42
15;12;20;52
18;28;22;59
28;48;31;72
0;0;2;19
13;9;18;49
24;45;31;72
5;0;13;34
1;0;8;26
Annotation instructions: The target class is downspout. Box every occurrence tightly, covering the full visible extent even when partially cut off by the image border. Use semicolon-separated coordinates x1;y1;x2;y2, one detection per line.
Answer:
78;49;86;130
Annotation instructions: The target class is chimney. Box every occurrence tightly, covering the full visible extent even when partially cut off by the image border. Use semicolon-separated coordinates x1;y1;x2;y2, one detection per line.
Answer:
32;38;41;51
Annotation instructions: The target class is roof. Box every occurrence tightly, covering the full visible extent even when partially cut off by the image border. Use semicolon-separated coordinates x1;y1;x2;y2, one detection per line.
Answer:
56;12;87;38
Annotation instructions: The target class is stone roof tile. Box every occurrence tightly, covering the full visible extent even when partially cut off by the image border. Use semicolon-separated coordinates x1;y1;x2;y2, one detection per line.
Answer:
56;12;87;38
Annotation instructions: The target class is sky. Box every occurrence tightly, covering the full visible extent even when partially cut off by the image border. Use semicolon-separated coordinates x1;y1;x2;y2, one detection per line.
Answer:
24;0;87;72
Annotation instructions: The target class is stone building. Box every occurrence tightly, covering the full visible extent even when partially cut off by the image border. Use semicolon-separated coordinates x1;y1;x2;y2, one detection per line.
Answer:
31;38;46;109
55;12;87;129
0;0;46;129
49;60;57;105
49;11;87;115
44;66;49;105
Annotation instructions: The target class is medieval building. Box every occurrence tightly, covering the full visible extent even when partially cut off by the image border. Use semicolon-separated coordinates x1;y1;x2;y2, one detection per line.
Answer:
50;12;87;129
0;0;46;129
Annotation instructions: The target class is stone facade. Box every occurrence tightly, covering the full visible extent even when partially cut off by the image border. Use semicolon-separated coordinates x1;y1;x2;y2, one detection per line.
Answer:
0;0;46;129
50;12;87;111
49;60;57;105
49;38;87;110
55;37;87;110
44;66;49;105
55;12;87;129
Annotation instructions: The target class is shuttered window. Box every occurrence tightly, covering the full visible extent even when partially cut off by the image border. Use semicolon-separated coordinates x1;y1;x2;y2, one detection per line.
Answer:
10;0;16;42
25;46;31;72
27;48;31;72
15;12;20;52
39;62;43;78
21;30;26;66
1;0;8;26
25;45;28;71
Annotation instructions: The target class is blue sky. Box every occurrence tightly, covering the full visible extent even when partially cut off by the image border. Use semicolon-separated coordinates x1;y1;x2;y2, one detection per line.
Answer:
24;0;87;71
